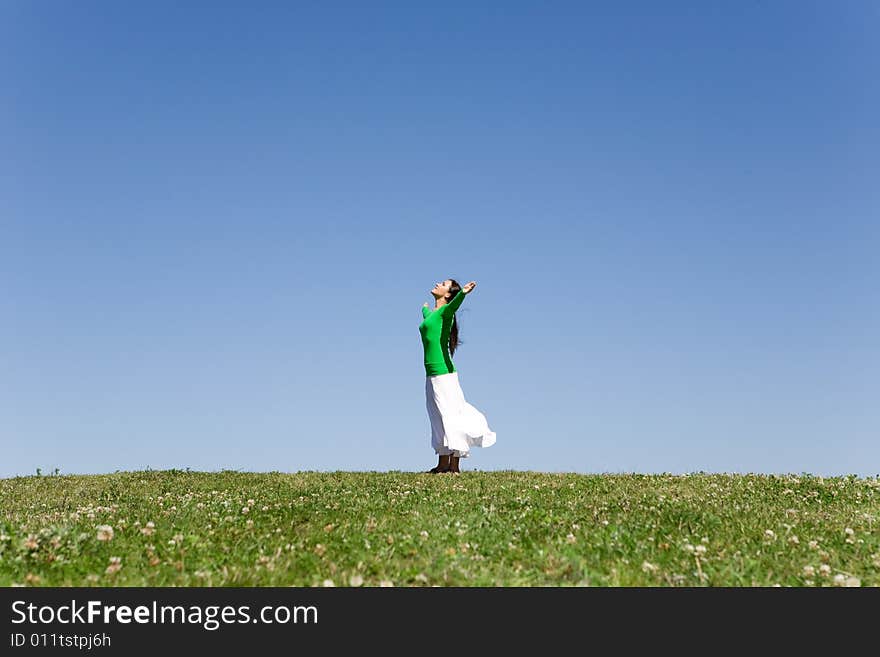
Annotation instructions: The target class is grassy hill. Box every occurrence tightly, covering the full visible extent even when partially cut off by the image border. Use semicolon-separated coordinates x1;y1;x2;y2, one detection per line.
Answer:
1;470;877;587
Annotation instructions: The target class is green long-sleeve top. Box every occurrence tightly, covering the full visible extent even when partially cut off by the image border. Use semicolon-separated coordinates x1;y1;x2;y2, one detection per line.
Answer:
419;290;467;376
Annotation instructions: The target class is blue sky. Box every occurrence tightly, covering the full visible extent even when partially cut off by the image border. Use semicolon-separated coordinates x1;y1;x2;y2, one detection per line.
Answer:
2;1;877;478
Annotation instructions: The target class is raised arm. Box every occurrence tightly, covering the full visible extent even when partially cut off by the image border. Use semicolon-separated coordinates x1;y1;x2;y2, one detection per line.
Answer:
443;290;467;315
442;281;476;315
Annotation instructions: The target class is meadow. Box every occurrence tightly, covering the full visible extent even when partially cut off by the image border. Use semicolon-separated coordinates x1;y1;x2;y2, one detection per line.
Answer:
1;470;877;587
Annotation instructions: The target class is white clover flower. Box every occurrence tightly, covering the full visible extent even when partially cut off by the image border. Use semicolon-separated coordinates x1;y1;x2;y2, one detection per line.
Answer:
832;574;846;586
844;528;854;536
566;533;577;544
141;521;155;536
764;529;776;540
322;579;335;587
105;556;122;575
695;545;707;556
844;577;861;587
641;561;658;573
349;574;364;587
379;580;394;587
788;535;799;545
96;525;114;541
819;564;831;577
683;543;695;554
808;540;819;550
241;507;250;514
802;565;815;577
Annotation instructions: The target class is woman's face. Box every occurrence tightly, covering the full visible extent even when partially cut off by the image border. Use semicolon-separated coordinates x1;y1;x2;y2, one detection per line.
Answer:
431;280;452;299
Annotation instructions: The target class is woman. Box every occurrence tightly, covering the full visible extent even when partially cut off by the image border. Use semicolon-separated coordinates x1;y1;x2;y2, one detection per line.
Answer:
419;278;496;474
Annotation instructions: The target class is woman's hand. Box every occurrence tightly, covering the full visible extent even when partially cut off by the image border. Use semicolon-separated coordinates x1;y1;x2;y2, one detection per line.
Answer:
462;281;476;294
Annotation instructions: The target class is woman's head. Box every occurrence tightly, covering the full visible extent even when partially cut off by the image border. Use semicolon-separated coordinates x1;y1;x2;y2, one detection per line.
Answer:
431;279;460;302
430;278;463;356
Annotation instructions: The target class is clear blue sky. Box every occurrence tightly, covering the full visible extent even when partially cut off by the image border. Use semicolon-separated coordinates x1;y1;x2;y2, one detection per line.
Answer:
2;1;877;478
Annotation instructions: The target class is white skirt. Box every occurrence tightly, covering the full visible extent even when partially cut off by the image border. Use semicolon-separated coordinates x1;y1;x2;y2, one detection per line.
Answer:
425;371;496;458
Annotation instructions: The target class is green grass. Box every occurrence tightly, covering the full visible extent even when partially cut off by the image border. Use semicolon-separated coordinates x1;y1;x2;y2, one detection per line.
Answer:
1;470;878;587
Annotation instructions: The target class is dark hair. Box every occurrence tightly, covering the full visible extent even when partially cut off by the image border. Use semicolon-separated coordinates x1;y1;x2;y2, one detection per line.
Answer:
446;278;464;357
